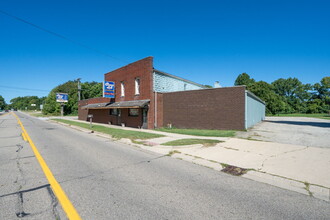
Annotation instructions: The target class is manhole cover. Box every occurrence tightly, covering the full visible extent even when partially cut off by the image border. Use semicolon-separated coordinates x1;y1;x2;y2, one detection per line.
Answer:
221;165;248;176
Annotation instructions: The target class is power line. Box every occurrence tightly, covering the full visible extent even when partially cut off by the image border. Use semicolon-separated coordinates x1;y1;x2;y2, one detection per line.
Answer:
0;85;50;92
0;9;128;64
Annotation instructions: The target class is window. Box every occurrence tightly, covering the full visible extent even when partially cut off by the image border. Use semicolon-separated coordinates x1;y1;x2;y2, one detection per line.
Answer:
109;108;118;116
129;108;139;116
121;81;125;97
135;78;140;95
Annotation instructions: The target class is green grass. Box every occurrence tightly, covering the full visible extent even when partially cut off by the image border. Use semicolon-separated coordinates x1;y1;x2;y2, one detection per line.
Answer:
269;113;330;120
23;111;55;117
161;138;222;147
52;119;164;140
23;110;78;117
156;127;236;137
30;112;46;117
167;150;181;156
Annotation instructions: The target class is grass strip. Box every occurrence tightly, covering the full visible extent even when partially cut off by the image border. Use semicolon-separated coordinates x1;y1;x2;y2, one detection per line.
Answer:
156;128;235;137
52;119;164;140
162;138;222;146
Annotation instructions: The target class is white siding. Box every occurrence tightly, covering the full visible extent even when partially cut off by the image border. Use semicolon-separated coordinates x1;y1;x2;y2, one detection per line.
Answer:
153;71;205;92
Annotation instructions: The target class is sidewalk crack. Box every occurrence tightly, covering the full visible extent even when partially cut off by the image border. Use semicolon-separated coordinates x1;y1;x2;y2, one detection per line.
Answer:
258;146;309;171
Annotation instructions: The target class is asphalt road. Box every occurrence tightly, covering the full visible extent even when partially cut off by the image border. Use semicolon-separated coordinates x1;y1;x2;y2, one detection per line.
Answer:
1;112;329;219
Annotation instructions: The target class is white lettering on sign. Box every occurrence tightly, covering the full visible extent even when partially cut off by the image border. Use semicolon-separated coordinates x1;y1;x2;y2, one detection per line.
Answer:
105;82;114;90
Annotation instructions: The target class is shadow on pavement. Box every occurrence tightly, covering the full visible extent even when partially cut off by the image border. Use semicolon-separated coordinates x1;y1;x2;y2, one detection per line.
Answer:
266;120;330;128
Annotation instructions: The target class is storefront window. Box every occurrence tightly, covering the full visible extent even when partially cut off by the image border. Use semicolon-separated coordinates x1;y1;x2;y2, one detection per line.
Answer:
110;109;118;116
129;108;139;116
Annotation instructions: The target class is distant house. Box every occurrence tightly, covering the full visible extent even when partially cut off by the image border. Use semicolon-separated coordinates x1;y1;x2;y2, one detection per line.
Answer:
78;57;265;130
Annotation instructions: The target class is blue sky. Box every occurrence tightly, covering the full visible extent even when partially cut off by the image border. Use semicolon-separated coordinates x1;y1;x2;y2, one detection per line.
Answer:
1;0;329;103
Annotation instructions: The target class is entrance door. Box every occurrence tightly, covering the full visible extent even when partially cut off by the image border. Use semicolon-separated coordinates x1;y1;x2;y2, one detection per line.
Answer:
142;108;148;129
117;109;122;125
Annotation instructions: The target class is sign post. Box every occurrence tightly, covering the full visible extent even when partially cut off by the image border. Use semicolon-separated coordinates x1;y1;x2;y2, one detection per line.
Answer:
60;103;64;117
56;93;69;117
88;114;93;129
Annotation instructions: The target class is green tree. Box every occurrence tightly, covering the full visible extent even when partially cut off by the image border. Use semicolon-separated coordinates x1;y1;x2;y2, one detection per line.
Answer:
0;95;6;110
234;73;255;86
42;80;102;115
234;73;329;115
10;96;45;111
43;80;78;115
309;76;330;113
272;77;311;112
248;81;286;115
81;82;102;99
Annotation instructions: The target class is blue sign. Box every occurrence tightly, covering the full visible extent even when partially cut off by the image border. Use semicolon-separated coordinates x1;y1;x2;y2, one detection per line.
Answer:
56;93;69;103
104;81;115;98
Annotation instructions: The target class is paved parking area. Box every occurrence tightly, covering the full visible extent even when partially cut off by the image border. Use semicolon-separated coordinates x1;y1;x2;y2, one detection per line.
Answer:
236;117;330;148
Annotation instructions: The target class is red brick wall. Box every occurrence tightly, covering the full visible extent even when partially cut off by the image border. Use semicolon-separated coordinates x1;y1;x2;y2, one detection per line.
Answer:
155;92;163;128
104;57;155;128
78;97;111;121
89;109;110;124
161;87;246;130
119;109;143;128
104;57;153;102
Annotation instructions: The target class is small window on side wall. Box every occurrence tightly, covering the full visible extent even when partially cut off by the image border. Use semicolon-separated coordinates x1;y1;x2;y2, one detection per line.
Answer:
135;78;140;95
128;108;139;116
110;109;118;116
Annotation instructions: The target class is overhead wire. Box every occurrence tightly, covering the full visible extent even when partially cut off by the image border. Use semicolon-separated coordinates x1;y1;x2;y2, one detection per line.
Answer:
0;9;129;64
0;85;50;92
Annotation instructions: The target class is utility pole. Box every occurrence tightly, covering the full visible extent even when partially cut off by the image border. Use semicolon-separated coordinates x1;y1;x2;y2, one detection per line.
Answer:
77;78;81;101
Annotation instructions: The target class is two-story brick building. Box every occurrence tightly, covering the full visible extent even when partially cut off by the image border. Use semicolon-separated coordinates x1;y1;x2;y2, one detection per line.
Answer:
78;57;265;130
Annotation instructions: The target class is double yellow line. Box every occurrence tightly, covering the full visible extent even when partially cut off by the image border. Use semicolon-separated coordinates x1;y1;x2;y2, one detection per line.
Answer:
12;113;82;220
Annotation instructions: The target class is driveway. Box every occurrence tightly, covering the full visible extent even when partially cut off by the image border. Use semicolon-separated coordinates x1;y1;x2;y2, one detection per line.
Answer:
236;117;330;148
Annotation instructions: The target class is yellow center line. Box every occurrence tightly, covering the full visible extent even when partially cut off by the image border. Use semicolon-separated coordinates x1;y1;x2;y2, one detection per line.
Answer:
22;132;27;142
11;112;82;220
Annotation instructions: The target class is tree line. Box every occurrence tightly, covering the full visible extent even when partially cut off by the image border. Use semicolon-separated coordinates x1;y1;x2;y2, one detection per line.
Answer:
2;81;102;115
234;73;330;115
42;80;102;115
2;75;329;116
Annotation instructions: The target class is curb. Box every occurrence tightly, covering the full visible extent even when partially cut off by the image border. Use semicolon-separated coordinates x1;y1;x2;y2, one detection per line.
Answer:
50;119;330;202
169;152;330;202
244;171;330;202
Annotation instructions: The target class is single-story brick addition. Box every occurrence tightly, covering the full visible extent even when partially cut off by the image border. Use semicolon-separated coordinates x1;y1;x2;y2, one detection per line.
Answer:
78;57;265;130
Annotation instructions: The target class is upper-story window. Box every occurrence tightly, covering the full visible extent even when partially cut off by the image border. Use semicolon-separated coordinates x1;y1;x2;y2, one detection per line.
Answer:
135;78;140;95
121;81;125;97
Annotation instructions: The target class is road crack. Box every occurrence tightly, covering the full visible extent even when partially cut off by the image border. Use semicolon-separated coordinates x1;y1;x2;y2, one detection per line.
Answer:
14;144;30;218
46;186;61;220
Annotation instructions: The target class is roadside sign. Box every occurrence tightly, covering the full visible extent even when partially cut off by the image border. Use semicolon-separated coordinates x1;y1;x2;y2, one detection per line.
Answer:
56;93;69;103
104;81;115;98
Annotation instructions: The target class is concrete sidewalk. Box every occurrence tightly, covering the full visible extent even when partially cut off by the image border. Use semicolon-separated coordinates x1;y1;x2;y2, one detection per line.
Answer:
49;117;330;202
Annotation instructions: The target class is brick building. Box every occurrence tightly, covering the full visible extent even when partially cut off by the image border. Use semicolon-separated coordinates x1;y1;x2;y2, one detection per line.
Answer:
78;57;265;130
